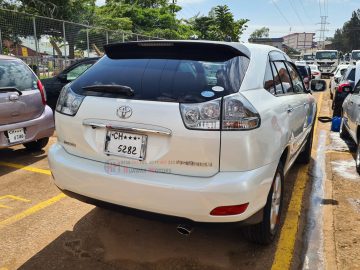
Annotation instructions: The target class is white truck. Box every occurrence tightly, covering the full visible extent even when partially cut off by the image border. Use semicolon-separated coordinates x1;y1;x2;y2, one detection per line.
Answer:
315;50;339;78
351;50;360;65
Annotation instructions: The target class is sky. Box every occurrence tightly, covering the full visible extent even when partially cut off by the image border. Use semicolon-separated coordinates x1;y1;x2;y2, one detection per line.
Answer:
95;0;360;41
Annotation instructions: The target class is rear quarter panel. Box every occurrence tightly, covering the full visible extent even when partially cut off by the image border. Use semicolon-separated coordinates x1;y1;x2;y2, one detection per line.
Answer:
220;89;289;172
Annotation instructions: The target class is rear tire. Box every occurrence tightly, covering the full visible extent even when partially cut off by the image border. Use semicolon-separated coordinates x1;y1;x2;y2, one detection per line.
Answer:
339;118;350;139
356;143;360;175
297;126;314;164
23;137;49;152
242;162;284;245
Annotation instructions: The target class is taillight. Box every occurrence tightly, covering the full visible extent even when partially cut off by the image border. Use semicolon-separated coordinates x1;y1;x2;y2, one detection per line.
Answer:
179;93;260;130
222;93;260;130
180;99;221;130
337;83;351;93
56;84;85;116
313;72;320;75
37;80;46;105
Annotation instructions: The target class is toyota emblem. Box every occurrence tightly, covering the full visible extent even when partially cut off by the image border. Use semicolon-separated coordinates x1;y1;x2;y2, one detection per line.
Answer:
117;106;133;119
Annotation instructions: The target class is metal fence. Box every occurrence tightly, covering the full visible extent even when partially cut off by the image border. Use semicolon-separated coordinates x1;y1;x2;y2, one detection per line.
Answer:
0;8;162;76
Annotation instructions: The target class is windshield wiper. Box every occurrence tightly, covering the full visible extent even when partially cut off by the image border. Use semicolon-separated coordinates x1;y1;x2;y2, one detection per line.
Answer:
82;85;134;97
0;87;22;95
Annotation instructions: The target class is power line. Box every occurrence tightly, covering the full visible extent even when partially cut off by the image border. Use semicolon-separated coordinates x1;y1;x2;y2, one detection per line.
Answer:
287;0;305;28
271;0;292;28
298;0;314;23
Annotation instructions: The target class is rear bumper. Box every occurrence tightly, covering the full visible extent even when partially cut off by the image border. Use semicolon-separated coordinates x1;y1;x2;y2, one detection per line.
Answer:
0;105;54;148
48;143;277;223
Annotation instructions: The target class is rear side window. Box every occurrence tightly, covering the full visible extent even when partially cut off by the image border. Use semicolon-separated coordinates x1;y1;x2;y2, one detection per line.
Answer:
347;68;355;81
0;60;38;91
286;63;305;93
274;61;292;93
70;55;250;103
264;61;276;95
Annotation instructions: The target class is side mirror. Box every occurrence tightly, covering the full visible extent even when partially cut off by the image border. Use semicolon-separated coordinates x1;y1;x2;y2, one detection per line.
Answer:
57;73;68;83
310;79;327;92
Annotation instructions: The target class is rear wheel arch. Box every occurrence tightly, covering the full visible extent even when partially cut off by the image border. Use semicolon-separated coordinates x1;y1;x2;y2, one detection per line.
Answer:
279;147;289;170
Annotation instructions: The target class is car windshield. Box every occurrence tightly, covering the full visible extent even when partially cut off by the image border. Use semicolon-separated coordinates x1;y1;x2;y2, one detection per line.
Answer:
71;55;250;103
303;55;314;60
352;51;360;60
0;60;38;91
315;51;338;60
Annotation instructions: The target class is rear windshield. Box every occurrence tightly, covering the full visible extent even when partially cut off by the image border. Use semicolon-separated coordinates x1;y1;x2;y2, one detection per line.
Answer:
0;60;38;91
296;65;308;77
70;56;250;103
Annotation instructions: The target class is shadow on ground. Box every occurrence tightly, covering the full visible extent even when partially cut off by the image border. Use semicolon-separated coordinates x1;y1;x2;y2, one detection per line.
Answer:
0;147;47;177
16;163;305;270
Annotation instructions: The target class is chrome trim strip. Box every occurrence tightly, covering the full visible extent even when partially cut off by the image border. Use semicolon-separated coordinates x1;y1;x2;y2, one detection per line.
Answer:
83;121;172;136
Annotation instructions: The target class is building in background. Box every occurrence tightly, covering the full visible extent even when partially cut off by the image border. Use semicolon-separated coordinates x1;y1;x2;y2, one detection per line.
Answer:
282;32;316;52
248;37;284;50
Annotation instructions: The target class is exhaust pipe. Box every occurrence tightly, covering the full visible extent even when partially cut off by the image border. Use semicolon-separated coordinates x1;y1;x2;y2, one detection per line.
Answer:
176;224;193;236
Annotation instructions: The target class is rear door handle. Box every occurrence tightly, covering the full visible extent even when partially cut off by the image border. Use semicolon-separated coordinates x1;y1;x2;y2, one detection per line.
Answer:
287;106;294;113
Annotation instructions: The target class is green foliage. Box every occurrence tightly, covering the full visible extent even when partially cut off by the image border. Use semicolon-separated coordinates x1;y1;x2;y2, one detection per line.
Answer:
250;27;270;39
332;9;360;52
189;5;249;41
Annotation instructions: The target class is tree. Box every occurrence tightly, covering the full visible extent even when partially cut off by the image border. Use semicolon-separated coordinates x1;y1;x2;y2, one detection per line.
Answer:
250;27;270;39
332;9;360;52
190;5;248;41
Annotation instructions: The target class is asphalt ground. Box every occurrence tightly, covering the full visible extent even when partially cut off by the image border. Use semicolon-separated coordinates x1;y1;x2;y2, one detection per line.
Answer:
0;91;335;270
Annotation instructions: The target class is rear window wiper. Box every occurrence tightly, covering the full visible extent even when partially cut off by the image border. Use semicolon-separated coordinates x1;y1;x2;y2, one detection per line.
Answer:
82;85;134;97
0;87;22;95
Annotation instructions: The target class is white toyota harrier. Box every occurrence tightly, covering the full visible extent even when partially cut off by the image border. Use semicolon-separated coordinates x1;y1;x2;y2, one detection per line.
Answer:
49;41;319;244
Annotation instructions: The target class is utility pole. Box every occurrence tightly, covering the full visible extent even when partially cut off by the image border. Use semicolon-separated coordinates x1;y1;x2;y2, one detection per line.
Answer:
317;16;329;49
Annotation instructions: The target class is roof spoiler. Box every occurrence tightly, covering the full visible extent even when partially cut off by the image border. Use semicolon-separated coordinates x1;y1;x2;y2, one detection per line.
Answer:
104;41;247;61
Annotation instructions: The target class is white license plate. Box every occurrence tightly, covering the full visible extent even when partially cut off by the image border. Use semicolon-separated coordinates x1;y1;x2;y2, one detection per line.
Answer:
7;128;25;143
104;130;147;160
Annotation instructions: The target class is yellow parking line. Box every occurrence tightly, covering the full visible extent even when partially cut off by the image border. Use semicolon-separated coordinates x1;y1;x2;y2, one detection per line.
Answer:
0;195;30;202
272;92;323;270
0;161;51;175
0;193;66;230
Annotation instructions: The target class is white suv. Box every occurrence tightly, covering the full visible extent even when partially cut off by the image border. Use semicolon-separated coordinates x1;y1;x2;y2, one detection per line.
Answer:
49;41;318;244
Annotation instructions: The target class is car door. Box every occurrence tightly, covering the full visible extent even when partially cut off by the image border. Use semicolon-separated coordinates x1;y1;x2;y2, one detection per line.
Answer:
272;60;306;159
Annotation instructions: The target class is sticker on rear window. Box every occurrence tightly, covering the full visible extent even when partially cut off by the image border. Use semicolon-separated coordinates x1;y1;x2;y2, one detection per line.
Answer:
201;91;215;98
212;86;224;92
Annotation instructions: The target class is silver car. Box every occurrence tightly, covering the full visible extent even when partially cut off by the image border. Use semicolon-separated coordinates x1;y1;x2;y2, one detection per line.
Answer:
0;55;54;151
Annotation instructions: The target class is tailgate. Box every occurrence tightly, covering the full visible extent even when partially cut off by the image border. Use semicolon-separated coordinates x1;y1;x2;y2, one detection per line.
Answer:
56;97;221;177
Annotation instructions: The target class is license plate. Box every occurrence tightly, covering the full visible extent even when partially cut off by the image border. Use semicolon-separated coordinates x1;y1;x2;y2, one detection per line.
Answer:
7;128;25;143
104;130;147;160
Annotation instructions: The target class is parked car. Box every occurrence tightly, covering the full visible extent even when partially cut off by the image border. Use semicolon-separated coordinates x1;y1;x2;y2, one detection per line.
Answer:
330;64;349;100
332;65;356;117
308;64;321;80
295;61;312;90
42;57;99;110
48;41;325;244
341;61;360;173
303;53;315;65
0;55;54;151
